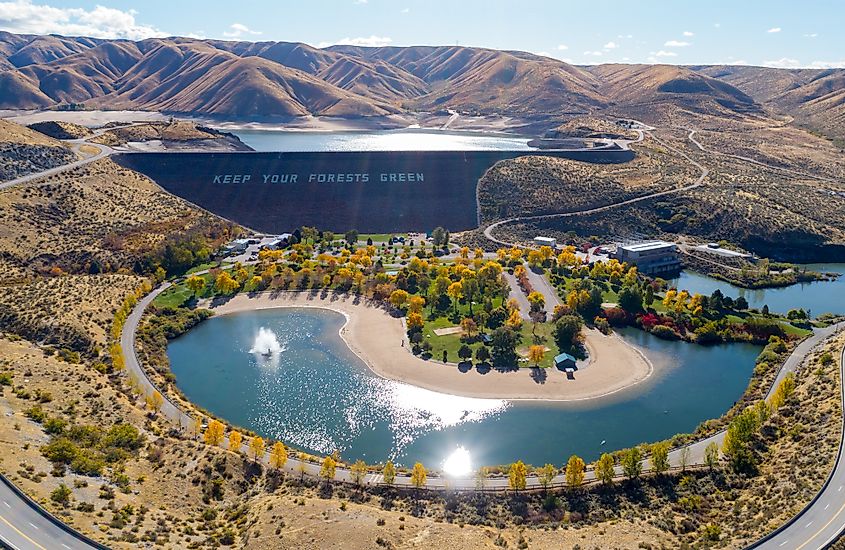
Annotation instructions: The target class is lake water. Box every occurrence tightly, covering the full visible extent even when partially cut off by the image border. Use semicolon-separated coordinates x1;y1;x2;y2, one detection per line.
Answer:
229;128;532;152
168;308;761;469
667;263;845;317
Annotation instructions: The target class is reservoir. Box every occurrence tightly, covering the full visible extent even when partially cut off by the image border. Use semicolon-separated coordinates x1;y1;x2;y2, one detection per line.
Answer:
167;307;761;469
228;128;533;152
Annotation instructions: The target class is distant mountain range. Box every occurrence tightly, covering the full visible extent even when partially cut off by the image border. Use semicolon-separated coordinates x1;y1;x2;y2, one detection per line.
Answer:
0;31;842;138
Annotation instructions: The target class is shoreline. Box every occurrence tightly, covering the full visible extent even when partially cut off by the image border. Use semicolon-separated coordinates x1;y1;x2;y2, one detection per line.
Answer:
200;291;655;402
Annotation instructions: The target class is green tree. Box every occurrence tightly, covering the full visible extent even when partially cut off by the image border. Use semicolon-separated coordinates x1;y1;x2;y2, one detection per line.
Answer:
618;285;644;313
186;275;206;296
722;407;760;473
565;455;585;488
344;230;359;245
490;326;521;366
508;460;527;492
622;447;642;480
537;463;556;491
650;441;670;476
704;442;720;471
51;484;72;506
595;453;615;485
553;315;583;351
458;344;473;362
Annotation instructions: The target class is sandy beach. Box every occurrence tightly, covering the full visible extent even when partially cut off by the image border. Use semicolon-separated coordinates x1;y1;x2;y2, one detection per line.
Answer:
202;291;654;402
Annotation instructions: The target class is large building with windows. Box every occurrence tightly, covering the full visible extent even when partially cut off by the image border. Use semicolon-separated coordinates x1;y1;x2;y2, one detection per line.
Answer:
613;241;681;276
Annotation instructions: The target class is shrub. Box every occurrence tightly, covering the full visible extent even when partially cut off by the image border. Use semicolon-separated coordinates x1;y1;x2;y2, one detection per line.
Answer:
650;325;680;340
24;405;48;423
50;484;72;506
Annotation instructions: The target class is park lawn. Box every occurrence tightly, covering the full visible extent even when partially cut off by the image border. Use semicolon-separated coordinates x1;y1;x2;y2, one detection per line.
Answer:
422;315;561;368
185;261;221;275
154;266;259;308
358;233;406;243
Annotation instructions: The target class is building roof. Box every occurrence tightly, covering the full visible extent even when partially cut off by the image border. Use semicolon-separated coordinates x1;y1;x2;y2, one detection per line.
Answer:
620;240;676;252
554;352;577;363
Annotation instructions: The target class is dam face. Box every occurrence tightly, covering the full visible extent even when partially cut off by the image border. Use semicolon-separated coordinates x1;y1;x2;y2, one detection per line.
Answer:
114;149;634;233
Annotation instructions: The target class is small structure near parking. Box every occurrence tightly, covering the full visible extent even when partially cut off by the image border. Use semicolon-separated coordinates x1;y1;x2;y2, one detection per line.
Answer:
554;352;577;371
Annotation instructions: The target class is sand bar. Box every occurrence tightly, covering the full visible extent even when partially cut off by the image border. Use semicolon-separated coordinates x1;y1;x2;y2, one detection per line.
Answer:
202;291;654;402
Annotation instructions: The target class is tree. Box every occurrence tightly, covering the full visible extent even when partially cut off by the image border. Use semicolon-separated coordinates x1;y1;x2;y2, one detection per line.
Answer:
618;285;644;313
249;436;265;462
382;461;396;485
565;455;586;488
344;230;358;245
389;289;409;309
770;372;796;411
228;431;242;453
505;308;523;330
490;326;521;365
351;459;367;486
432;227;449;249
596;453;615;485
508;460;527;492
722;407;760;472
475;466;489;492
462;277;479;314
735;296;749;310
447;282;463;313
704;442;720;471
460;317;478;338
186;275;206;296
537;463;556;491
214;271;239;295
621;447;642;480
553;315;583;351
527;291;545;313
476;346;491;364
407;311;424;332
458;344;473;362
644;285;655;307
650;441;669;476
679;446;691;472
270;442;288;470
408;295;426;314
320;455;337;482
145;390;164;414
528;345;545;367
411;462;427;488
204;420;224;446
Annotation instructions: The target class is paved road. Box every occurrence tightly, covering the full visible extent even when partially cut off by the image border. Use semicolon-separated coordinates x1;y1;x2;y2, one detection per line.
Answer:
483;129;709;249
751;342;845;550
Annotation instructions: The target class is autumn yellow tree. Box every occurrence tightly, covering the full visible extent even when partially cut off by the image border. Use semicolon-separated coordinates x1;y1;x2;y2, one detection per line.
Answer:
351;459;367;486
270;442;288;470
528;345;545;367
508;460;527;492
214;271;239;295
651;441;670;476
461;317;478;338
249;436;265;462
565;455;585;488
411;462;427;488
320;455;337;482
447;281;463;313
769;372;796;411
407;311;424;331
204;420;224;446
505;308;523;330
389;289;409;309
595;453;615;485
408;295;425;314
228;431;242;453
186;275;206;296
145;390;164;414
382;460;396;485
537;463;556;491
527;291;545;313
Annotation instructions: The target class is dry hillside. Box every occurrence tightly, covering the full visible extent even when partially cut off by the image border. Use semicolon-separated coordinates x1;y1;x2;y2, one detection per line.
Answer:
0;118;77;181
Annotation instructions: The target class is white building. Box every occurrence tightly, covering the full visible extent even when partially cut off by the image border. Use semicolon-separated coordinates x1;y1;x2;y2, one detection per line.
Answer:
613;241;680;275
534;236;557;249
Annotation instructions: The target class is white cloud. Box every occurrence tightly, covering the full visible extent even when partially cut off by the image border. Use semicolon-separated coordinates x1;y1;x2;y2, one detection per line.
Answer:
318;35;393;48
354;0;368;3
767;27;781;33
683;31;694;37
401;7;410;13
616;34;633;39
804;33;818;38
534;51;550;57
714;23;721;28
664;40;691;47
653;50;678;57
556;44;568;50
809;60;845;69
603;41;618;49
222;23;261;38
0;0;166;39
763;57;800;68
583;50;603;56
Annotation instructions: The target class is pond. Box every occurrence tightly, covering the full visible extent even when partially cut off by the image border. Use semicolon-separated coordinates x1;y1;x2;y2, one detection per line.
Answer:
667;263;845;317
167;307;761;470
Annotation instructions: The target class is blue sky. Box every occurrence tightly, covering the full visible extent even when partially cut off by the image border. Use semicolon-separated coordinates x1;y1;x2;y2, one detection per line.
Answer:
1;0;843;68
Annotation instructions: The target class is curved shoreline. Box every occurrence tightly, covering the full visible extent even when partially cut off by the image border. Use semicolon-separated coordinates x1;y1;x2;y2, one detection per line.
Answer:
200;290;654;402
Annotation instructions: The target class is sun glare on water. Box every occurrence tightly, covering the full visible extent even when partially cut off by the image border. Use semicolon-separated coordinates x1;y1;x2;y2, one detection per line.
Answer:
442;446;473;477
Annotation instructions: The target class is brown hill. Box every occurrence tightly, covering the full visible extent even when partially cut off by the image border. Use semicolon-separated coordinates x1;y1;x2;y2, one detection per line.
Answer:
0;118;76;181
